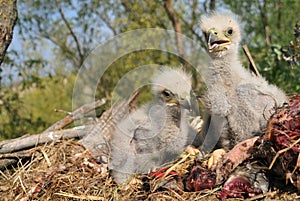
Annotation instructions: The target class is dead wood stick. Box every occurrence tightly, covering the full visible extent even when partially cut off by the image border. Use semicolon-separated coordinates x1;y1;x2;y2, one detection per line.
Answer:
0;92;139;155
43;98;106;133
54;109;72;115
242;44;261;76
0;159;21;169
0;150;32;159
0;150;33;169
0;125;94;154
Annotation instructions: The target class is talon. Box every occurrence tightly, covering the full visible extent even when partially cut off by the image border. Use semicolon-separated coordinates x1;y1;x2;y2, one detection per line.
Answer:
207;148;226;170
185;145;200;155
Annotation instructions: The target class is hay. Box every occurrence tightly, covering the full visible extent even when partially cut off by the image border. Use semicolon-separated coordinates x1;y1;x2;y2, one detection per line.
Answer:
0;140;112;200
0;139;299;200
0;139;218;200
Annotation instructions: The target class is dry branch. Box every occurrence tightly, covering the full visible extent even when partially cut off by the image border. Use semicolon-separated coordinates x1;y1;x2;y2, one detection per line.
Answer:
0;92;140;168
0;98;107;155
0;125;92;169
43;98;106;133
0;125;93;154
0;149;33;169
242;44;261;76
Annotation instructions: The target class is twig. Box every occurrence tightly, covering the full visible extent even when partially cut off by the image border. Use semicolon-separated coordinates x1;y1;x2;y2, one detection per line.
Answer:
242;45;261;76
0;150;32;159
40;148;51;166
18;175;27;196
43;98;106;133
55;0;84;66
244;190;278;201
163;153;191;178
269;138;300;170
55;192;105;200
195;187;222;200
54;109;72;115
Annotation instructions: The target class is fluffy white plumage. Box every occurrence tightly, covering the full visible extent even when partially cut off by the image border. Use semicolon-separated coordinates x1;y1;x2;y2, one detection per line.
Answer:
152;67;192;102
199;12;288;150
109;67;197;184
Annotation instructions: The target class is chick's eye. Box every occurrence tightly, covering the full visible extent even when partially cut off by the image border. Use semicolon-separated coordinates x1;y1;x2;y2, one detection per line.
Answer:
227;28;233;35
162;90;172;98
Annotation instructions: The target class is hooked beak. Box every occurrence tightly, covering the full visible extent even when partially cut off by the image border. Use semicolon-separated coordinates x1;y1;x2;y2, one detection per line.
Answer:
207;29;231;52
179;98;192;111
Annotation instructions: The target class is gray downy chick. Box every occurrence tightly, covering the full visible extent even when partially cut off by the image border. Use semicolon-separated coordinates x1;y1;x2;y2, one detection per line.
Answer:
109;67;197;184
199;13;288;151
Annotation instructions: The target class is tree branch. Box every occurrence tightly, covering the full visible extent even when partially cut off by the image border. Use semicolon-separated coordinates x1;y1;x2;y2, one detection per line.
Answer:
43;98;106;133
0;125;93;154
41;33;78;64
0;91;140;162
164;0;185;58
55;0;84;67
257;0;272;46
179;15;206;48
96;11;118;36
242;45;261;76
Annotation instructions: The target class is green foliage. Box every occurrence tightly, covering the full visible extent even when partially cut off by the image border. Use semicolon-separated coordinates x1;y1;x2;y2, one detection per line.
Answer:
0;73;75;140
223;0;300;93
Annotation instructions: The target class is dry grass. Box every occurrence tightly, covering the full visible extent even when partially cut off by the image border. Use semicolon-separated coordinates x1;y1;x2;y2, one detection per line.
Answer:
0;139;298;201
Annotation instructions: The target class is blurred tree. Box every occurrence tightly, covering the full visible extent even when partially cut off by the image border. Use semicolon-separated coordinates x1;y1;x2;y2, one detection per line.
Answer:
282;21;300;65
223;0;300;93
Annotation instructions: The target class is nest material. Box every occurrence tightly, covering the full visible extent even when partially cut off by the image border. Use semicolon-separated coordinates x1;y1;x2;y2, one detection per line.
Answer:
0;140;113;201
1;94;300;200
1;139;300;200
0;139;218;201
260;94;300;189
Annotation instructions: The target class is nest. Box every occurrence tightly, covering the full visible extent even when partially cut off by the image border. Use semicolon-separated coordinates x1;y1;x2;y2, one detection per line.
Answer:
255;94;300;190
0;139;221;201
1;94;300;200
0;139;299;200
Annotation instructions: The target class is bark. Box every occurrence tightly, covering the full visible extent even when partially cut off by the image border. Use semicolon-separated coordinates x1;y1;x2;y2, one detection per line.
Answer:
0;0;18;66
0;125;93;154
